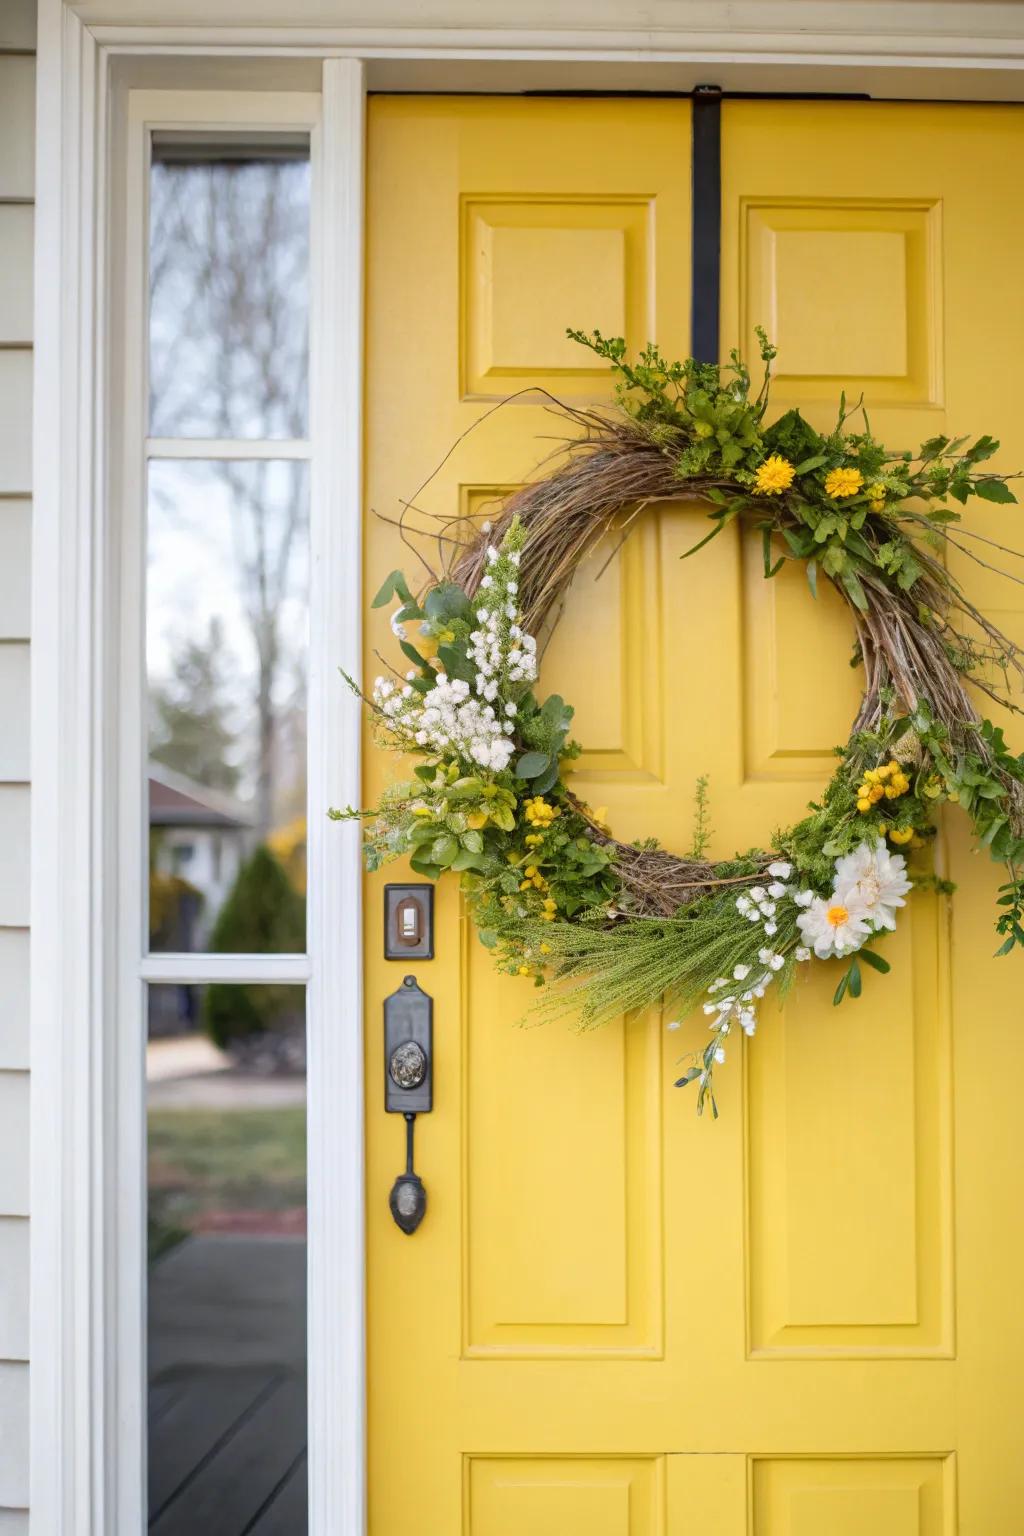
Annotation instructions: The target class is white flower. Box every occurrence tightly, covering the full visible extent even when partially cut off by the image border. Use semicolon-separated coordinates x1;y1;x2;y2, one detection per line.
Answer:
709;978;729;992
832;839;912;933
733;964;750;981
769;954;785;972
796;893;872;959
390;610;407;640
767;882;788;899
763;920;778;936
736;895;752;915
795;945;811;962
750;886;766;902
714;1046;726;1064
760;900;776;917
768;861;792;880
794;889;815;908
481;520;492;533
480;574;493;589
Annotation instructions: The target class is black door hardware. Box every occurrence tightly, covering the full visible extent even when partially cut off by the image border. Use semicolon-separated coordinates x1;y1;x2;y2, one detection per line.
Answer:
384;975;433;1233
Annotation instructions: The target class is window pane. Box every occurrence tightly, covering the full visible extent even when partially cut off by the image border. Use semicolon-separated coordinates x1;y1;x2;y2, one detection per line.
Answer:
148;983;307;1531
147;459;308;954
149;146;310;439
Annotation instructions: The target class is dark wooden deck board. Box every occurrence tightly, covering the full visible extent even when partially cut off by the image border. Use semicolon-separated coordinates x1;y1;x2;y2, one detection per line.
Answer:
149;1368;287;1520
149;1371;307;1534
246;1449;308;1534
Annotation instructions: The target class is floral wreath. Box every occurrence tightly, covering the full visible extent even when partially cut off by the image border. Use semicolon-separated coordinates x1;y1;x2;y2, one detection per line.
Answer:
335;330;1024;1116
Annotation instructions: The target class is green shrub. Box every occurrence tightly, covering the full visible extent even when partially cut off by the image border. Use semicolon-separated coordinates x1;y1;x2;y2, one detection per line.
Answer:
203;845;306;1047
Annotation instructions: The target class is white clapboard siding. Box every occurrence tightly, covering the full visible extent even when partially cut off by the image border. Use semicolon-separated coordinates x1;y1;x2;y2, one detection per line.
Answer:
0;933;27;1072
0;1364;28;1507
0;503;30;642
0;649;28;782
0;1222;27;1362
0;1076;28;1218
0;17;32;1531
0;790;29;929
0;208;32;346
0;358;31;496
0;0;34;50
0;58;34;201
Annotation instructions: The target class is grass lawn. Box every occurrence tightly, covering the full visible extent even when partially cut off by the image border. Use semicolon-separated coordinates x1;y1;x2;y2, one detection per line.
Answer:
148;1106;306;1260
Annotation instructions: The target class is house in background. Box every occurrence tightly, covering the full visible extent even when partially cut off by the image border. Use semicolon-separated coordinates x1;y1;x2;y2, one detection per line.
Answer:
148;763;253;1037
148;761;253;951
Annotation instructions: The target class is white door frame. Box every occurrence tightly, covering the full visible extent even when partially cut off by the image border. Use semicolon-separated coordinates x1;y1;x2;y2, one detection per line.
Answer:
31;5;1024;1533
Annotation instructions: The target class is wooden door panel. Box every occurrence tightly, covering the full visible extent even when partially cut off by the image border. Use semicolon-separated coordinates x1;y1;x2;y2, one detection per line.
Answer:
365;96;1024;1533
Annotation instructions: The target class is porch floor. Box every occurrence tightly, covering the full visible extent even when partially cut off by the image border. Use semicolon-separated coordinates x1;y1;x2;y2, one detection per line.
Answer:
148;1234;308;1533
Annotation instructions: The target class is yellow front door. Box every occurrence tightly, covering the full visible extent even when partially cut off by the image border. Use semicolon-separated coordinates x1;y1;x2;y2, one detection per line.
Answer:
364;96;1024;1534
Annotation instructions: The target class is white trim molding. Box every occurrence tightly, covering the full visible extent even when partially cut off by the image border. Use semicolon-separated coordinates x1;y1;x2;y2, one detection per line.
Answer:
30;5;1024;1535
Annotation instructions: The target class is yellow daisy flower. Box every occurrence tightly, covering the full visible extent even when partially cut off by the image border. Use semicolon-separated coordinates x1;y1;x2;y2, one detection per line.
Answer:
753;454;796;496
824;466;864;499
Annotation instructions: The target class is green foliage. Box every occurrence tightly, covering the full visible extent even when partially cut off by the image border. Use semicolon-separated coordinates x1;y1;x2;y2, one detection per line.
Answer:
690;775;713;860
566;326;775;477
204;846;306;1046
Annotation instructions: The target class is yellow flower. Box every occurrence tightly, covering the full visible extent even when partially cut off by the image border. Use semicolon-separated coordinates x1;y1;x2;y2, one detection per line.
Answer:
517;965;531;977
524;796;560;827
539;942;552;954
824;466;864;499
466;811;488;830
753;454;796;496
857;798;872;814
888;826;914;845
412;806;432;818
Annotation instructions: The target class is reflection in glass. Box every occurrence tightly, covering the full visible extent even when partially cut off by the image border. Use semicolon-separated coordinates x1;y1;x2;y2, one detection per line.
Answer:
147;459;308;953
149;147;310;439
147;984;307;1531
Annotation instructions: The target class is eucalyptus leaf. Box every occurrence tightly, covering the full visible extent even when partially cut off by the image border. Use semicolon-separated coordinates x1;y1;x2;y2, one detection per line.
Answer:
516;751;551;779
371;569;413;609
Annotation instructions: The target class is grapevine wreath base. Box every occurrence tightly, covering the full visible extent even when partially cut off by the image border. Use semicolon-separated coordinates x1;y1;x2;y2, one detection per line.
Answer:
336;331;1024;1114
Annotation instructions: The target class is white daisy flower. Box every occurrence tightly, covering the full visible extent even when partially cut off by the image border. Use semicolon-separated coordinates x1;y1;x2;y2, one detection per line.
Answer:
832;839;912;933
796;893;872;959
